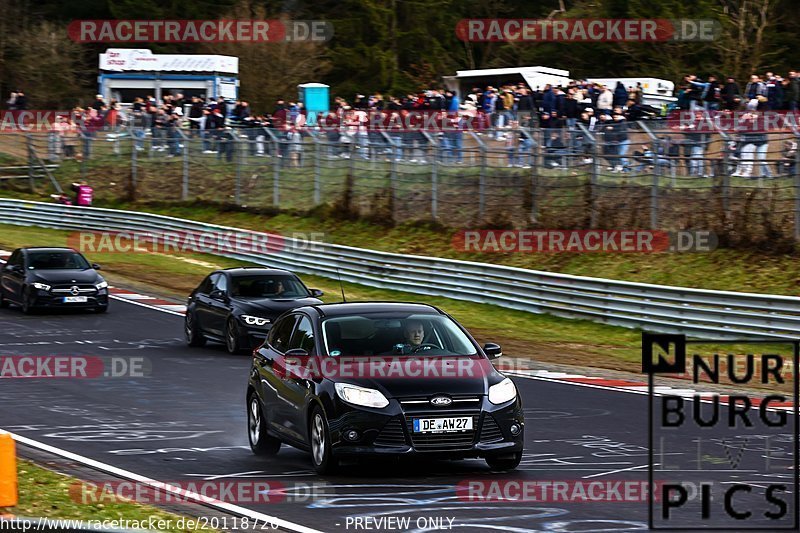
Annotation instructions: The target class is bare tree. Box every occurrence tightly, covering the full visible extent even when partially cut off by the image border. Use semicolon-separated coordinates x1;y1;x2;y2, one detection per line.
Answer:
714;0;784;79
202;1;331;113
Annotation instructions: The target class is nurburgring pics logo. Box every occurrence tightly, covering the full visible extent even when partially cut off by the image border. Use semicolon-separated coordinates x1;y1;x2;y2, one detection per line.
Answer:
455;19;720;42
68;20;333;43
452;230;717;253
644;333;799;529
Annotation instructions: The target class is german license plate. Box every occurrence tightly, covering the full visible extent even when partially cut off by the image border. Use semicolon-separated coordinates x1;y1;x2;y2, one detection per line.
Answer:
63;296;88;303
413;417;472;433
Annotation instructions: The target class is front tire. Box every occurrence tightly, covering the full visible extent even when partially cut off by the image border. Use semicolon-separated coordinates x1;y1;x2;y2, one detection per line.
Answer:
247;393;281;455
184;311;207;347
94;305;108;314
309;406;338;474
21;286;35;314
0;288;8;308
486;451;522;471
225;317;245;354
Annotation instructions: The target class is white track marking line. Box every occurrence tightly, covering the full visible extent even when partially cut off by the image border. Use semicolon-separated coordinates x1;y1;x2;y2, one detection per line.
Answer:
108;294;185;316
582;463;652;479
3;431;323;533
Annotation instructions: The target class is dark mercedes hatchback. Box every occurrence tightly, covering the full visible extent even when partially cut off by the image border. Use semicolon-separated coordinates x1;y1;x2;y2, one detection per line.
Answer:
0;247;109;313
246;302;524;474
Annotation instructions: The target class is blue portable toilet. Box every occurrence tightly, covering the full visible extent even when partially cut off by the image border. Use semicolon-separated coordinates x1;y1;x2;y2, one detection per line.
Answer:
298;82;329;126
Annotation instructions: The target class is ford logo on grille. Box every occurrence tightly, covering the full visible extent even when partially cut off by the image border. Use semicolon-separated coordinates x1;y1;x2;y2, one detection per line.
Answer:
70;286;80;296
430;395;452;406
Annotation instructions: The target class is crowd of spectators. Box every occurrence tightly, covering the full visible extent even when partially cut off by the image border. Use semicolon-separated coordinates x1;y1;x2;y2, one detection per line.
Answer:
11;69;800;176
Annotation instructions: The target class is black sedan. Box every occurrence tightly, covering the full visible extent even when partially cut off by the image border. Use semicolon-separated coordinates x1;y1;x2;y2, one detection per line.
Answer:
246;302;524;474
0;247;109;313
185;267;324;354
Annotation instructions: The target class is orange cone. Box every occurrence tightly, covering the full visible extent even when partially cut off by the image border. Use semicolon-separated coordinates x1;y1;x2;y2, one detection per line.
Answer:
0;433;17;507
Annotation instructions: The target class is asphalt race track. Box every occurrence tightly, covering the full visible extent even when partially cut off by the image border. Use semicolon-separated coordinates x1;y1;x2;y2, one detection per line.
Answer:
1;296;796;532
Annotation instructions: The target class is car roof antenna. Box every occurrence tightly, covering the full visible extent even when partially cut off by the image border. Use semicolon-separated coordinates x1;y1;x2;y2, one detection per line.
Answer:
336;267;347;303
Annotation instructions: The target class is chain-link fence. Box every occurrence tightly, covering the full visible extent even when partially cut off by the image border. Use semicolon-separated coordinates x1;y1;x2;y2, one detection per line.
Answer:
5;124;800;245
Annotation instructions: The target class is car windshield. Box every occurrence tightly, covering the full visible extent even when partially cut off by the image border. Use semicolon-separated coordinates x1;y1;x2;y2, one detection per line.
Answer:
230;274;309;299
322;313;478;357
27;251;90;270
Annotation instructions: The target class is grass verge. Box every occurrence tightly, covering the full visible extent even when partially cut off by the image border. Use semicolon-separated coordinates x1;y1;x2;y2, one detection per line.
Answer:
0;460;216;532
2;189;799;296
0;222;645;371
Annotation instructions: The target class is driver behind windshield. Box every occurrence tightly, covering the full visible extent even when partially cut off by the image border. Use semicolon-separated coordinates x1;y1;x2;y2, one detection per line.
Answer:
394;319;435;354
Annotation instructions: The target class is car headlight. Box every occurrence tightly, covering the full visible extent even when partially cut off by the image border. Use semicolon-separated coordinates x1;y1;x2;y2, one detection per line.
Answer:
95;281;108;290
32;282;51;291
242;315;271;327
488;378;517;405
335;383;389;409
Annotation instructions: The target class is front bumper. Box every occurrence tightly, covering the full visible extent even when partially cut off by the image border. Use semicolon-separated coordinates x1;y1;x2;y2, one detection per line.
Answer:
328;395;524;459
31;290;108;309
242;324;271;348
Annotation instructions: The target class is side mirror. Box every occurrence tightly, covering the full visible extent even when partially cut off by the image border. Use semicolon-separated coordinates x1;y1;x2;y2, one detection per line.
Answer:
91;263;101;270
309;288;324;298
483;343;503;359
209;289;227;301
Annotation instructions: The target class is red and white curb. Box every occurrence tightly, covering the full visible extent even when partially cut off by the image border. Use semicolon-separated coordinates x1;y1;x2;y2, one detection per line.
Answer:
108;287;186;315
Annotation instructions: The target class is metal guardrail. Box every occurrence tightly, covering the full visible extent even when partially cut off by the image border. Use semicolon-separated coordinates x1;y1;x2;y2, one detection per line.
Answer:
1;198;798;340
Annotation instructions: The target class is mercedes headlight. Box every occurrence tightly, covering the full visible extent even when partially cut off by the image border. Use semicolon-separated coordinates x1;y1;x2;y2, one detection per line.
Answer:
488;378;517;405
335;383;389;408
95;281;108;290
242;315;271;327
32;282;51;291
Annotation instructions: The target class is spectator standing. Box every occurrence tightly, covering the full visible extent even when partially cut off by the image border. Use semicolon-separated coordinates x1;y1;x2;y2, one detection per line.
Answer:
14;91;27;110
612;82;628;108
596;86;613;115
722;77;741;111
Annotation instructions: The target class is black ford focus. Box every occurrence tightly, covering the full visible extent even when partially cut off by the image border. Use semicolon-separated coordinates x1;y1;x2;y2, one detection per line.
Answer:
0;247;109;313
246;302;524;474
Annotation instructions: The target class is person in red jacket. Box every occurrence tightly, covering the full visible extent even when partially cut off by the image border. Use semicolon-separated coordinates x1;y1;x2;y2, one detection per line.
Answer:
71;181;93;206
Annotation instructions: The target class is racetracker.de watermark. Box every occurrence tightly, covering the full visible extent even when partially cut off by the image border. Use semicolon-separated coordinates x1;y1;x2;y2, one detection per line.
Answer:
70;480;330;505
274;356;518;380
0;110;70;132
67;230;325;255
669;110;800;133
68;19;333;43
455;480;657;502
455;19;720;42
0;356;150;378
452;230;717;253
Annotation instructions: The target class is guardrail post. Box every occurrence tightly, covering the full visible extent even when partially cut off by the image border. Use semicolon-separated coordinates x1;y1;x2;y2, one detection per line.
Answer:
80;132;88;181
530;133;540;224
181;133;189;201
234;137;243;205
794;134;800;241
313;135;322;206
590;139;599;228
131;135;138;196
25;135;35;192
721;136;730;218
273;138;281;208
651;172;659;229
479;144;487;220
